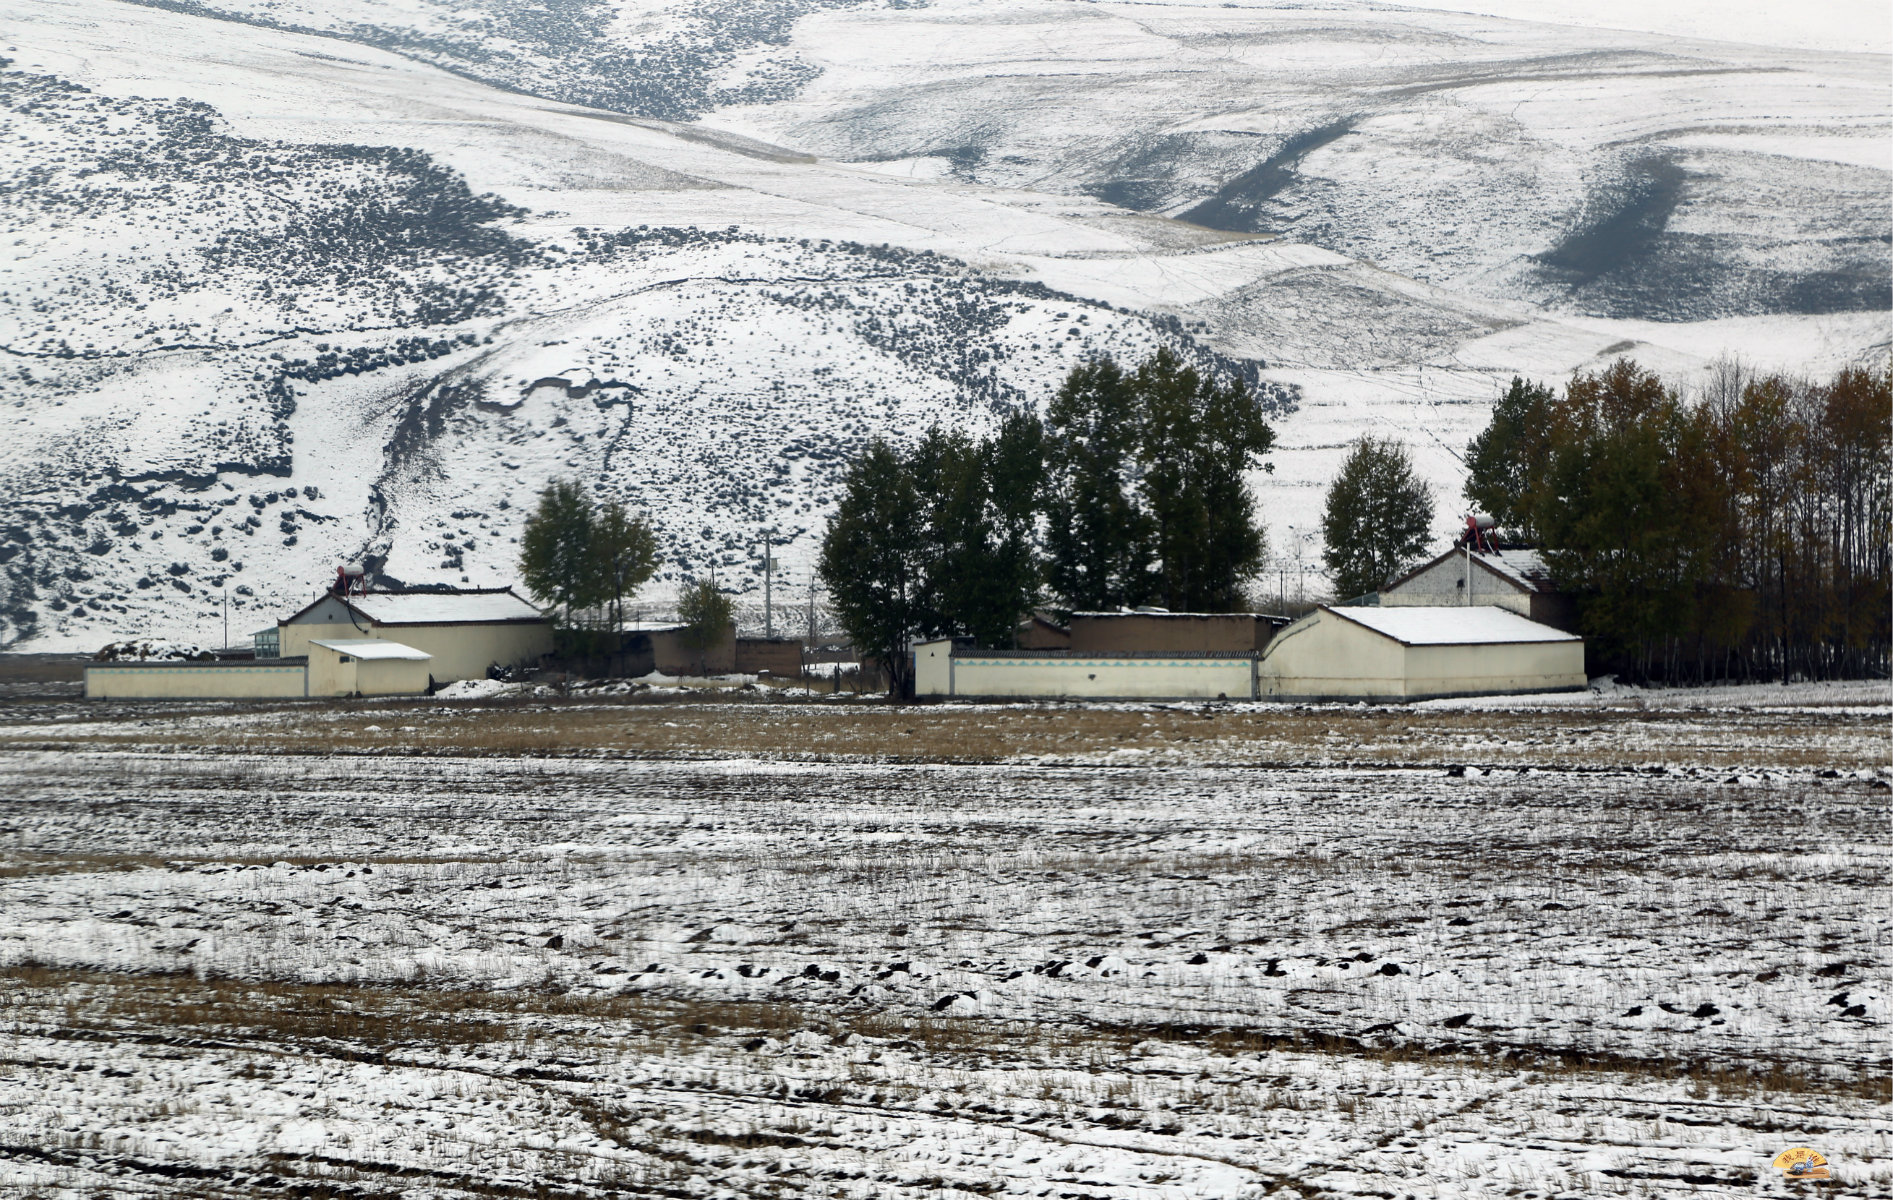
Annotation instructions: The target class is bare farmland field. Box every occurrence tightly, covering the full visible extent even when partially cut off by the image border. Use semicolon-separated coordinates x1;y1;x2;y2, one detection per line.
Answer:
0;689;1887;1198
2;679;1888;768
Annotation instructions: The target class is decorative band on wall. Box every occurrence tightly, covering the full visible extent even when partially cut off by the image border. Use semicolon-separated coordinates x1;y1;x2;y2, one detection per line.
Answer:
956;659;1247;669
86;665;305;674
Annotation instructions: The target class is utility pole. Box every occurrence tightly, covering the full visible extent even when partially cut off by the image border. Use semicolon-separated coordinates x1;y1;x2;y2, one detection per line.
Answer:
759;530;776;639
221;586;229;653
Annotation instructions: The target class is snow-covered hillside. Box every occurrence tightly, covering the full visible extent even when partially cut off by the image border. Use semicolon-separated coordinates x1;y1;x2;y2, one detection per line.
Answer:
0;0;1886;648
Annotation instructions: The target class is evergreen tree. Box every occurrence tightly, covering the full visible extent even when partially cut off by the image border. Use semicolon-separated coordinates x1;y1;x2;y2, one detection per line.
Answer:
1321;436;1435;600
1043;356;1152;612
592;501;660;632
1463;376;1555;536
517;479;602;624
818;439;928;700
1044;348;1274;613
912;414;1046;647
676;577;735;674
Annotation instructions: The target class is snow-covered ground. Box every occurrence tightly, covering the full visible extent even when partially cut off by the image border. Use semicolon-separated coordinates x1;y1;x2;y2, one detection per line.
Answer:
0;686;1887;1196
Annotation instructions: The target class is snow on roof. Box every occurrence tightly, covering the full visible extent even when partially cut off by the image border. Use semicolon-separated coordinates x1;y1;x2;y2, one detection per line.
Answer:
1385;547;1559;595
1328;606;1580;646
347;589;545;625
1070;611;1262;619
310;638;433;661
1477;549;1555;592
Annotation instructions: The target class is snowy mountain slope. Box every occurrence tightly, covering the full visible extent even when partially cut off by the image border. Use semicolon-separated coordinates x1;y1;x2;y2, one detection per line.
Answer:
114;0;879;123
720;1;1891;320
0;16;1288;647
78;0;1893;322
0;0;1887;648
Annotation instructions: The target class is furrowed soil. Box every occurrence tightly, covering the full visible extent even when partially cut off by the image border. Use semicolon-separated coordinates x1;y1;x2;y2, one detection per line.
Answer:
0;689;1887;1198
1;686;1886;767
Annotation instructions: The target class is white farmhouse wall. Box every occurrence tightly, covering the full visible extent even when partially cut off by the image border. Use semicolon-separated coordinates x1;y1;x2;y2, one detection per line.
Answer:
280;621;362;660
1260;608;1584;700
928;653;1252;699
918;611;1582;703
307;645;355;696
1380;554;1531;614
1403;641;1585;698
308;643;432;696
355;656;434;696
363;624;551;683
1257;611;1407;700
283;621;550;683
915;641;953;696
84;662;308;699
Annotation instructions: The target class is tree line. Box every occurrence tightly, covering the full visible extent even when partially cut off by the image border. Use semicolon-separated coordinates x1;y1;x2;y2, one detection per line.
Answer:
818;348;1278;698
518;348;1886;693
1463;358;1890;682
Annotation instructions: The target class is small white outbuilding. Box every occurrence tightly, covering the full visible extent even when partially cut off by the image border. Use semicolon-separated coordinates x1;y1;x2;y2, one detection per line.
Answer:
1257;605;1584;702
307;639;433;697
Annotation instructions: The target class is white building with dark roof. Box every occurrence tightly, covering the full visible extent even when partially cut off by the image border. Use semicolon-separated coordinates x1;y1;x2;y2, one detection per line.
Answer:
278;587;551;684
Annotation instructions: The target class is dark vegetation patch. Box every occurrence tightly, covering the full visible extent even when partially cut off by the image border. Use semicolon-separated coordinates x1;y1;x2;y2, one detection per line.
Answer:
1531;153;1893;319
1176;119;1356;233
1080;129;1272;216
120;0;878;122
1536;154;1687;282
0;60;540;359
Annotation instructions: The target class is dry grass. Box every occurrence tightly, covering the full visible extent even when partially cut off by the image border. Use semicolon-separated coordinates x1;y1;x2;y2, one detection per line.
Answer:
10;701;1884;769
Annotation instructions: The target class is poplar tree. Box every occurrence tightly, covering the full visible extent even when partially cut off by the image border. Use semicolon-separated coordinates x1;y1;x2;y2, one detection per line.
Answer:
911;413;1046;647
818;439;927;700
1463;376;1555;536
1134;348;1275;612
1042;356;1153;612
1320;436;1435;601
1043;348;1275;613
518;479;601;624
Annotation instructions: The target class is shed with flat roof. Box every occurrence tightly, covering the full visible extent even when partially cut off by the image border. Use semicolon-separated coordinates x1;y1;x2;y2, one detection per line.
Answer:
1257;605;1584;702
307;639;433;697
